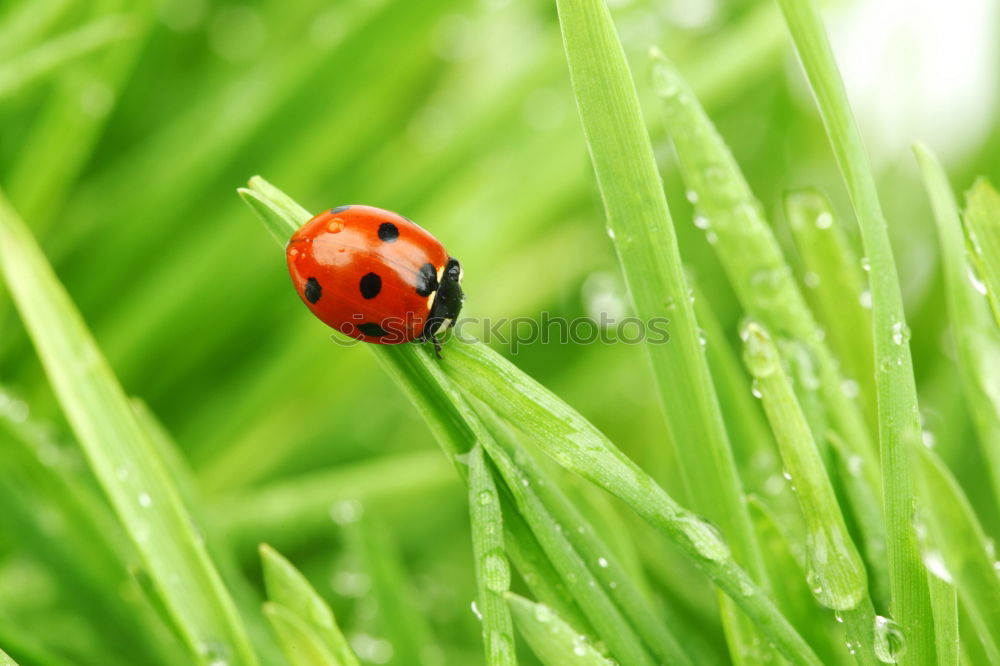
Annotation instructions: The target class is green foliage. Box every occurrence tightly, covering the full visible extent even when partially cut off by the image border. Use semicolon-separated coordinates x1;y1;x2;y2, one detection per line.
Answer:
1;0;999;665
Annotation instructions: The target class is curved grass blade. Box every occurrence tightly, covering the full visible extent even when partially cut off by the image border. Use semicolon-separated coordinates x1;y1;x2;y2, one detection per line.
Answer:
775;1;934;660
262;603;339;666
963;179;1000;326
0;190;258;666
0;648;18;666
468;445;517;666
505;594;613;666
914;144;1000;508
260;545;359;666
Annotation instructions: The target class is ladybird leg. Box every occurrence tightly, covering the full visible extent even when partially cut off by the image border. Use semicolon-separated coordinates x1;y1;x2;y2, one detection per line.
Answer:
431;333;443;359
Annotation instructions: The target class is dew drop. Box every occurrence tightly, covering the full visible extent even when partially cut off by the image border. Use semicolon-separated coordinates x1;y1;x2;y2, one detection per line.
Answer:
873;615;906;663
686;190;699;204
482;551;511;592
968;265;988;295
859;290;873;309
841;379;860;399
138;493;152;508
815;212;833;229
477;490;493;505
922;550;953;583
597;557;609;569
750;380;763;399
329;499;363;524
470;600;483;621
694;214;711;230
677;515;730;561
533;603;554;623
891;321;910;346
705;231;718;245
488;632;514;663
606;227;616;240
861;256;871;272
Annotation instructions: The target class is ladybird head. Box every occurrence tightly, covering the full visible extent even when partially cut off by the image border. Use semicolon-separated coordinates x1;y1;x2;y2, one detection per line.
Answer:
422;257;463;342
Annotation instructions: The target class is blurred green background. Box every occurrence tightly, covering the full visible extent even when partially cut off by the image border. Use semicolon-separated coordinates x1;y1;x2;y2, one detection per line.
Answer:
1;0;999;663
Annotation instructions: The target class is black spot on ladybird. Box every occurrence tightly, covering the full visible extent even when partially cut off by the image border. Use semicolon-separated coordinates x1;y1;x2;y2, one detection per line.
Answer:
415;263;439;297
359;272;382;299
329;205;351;214
304;277;322;303
358;322;388;337
378;222;399;242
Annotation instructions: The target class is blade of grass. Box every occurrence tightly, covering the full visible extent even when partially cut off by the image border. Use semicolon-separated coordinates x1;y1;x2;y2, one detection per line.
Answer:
911;444;1000;662
505;593;613;666
963;179;1000;326
260;545;359;666
443;342;821;665
262;602;339;666
0;190;258;666
783;189;876;432
553;0;771;658
0;648;18;666
926;575;958;666
775;0;934;660
0;14;134;98
913;144;1000;508
741;322;875;663
467;444;517;666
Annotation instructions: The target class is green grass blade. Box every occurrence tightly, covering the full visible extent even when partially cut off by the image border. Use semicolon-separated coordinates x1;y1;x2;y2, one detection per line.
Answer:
0;190;258;666
913;144;1000;506
784;189;876;431
927;576;959;666
0;648;19;666
775;1;934;660
505;593;613;666
912;445;1000;662
443;342;820;665
741;322;868;612
553;0;770;658
262;602;339;666
963;179;1000;326
260;545;359;666
0;14;134;98
468;444;517;666
238;176;312;245
742;323;876;664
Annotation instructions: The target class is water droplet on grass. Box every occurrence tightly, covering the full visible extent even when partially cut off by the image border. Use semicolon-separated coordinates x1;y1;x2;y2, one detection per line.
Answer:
873;615;906;663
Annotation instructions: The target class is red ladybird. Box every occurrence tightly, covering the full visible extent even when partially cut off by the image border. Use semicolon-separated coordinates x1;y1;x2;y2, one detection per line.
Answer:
286;205;464;356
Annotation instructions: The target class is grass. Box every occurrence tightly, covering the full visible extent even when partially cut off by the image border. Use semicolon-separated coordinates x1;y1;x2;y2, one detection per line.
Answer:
1;0;999;664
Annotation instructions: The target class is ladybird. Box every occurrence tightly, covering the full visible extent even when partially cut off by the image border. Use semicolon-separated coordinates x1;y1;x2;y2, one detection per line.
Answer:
286;205;464;356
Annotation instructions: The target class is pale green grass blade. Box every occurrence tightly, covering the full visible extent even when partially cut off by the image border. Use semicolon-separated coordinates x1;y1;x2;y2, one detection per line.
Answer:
553;0;769;658
927;576;959;666
963;179;1000;326
0;14;134;98
262;602;339;666
468;445;517;666
505;594;613;666
776;1;934;660
0;648;18;666
784;189;876;432
443;342;820;665
741;323;875;663
0;190;258;666
914;144;1000;506
260;545;359;666
912;445;1000;662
